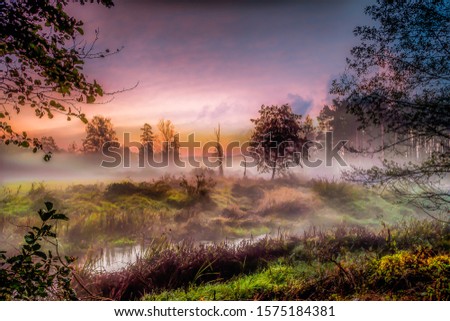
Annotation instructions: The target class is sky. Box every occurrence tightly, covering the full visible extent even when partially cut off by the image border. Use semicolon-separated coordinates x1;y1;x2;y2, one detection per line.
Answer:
12;0;373;147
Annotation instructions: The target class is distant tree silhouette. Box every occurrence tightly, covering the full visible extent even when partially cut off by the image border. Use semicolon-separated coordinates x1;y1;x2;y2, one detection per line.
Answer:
303;115;316;140
41;136;59;153
317;100;361;149
0;0;117;152
332;0;450;221
140;123;155;150
251;104;309;179
158;119;175;159
214;124;224;177
67;141;79;154
82;115;119;153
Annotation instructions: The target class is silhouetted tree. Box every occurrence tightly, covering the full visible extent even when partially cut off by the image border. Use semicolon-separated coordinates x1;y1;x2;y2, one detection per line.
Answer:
251;104;308;179
67;141;79;154
303;115;316;140
41;136;59;153
158;119;175;159
0;0;117;152
140;123;155;150
214;124;224;177
332;0;450;221
82;115;118;153
317;100;361;148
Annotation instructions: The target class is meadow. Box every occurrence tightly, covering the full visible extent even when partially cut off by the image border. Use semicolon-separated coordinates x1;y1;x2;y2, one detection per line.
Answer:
2;171;448;300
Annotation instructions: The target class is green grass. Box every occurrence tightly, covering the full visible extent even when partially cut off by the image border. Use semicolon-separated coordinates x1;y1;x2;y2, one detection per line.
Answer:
144;260;315;301
0;175;424;254
73;219;450;301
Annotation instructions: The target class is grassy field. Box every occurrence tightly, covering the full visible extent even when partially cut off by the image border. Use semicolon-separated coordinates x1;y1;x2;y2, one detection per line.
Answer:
0;172;416;251
2;172;446;301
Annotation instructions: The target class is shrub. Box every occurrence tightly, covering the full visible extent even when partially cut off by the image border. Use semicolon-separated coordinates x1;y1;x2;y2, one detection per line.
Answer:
0;202;77;300
309;178;360;202
180;172;216;199
104;182;140;199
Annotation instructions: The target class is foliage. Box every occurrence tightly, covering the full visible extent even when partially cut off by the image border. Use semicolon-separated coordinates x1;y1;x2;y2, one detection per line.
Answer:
309;178;360;203
0;0;116;151
317;100;360;145
250;104;310;179
158;119;175;143
82;115;119;153
0;202;76;300
104;180;171;200
332;0;450;220
140;123;155;149
82;236;293;300
140;221;450;301
67;141;79;153
180;171;216;199
41;136;60;153
372;248;450;299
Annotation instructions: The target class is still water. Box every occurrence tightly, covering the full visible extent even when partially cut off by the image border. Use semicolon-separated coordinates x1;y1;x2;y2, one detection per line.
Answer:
79;235;268;272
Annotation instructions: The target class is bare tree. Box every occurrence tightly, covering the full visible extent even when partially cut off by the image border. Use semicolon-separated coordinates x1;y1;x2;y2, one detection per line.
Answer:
158;119;175;161
214;124;224;177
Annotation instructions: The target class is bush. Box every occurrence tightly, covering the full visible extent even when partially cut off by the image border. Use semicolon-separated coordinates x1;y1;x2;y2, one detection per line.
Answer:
180;172;216;199
104;182;140;199
0;202;77;300
309;178;360;202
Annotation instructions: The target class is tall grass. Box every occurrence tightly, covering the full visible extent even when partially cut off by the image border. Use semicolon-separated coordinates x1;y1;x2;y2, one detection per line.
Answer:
75;220;449;300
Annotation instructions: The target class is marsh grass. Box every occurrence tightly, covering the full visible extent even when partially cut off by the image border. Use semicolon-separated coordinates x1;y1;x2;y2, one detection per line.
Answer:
150;221;449;301
1;175;441;301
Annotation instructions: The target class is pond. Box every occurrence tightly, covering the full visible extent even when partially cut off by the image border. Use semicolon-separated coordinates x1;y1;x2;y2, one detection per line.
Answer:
79;234;269;272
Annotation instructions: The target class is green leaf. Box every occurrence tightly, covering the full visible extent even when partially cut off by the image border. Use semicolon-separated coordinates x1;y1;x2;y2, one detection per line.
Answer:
76;27;84;35
45;202;53;211
38;209;52;222
21;141;30;148
80;115;88;124
34;251;47;260
24;234;34;244
86;95;95;104
0;113;4;118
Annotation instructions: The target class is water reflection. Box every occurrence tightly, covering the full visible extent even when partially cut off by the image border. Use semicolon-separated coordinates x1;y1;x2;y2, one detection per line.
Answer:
82;244;145;272
81;234;268;272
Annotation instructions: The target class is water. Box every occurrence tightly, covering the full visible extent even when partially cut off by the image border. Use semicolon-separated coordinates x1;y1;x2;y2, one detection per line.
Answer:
80;234;269;272
82;244;146;272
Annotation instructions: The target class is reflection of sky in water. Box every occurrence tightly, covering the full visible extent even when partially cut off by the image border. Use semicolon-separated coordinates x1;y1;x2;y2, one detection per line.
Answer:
84;244;145;272
81;235;269;272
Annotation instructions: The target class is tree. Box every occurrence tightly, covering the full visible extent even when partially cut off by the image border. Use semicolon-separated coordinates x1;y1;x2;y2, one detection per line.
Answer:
67;141;79;154
140;123;155;150
158;119;175;143
331;0;450;221
41;136;59;153
158;119;175;158
214;124;224;177
303;115;316;140
250;104;308;180
317;100;362;150
82;115;118;153
0;0;117;152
